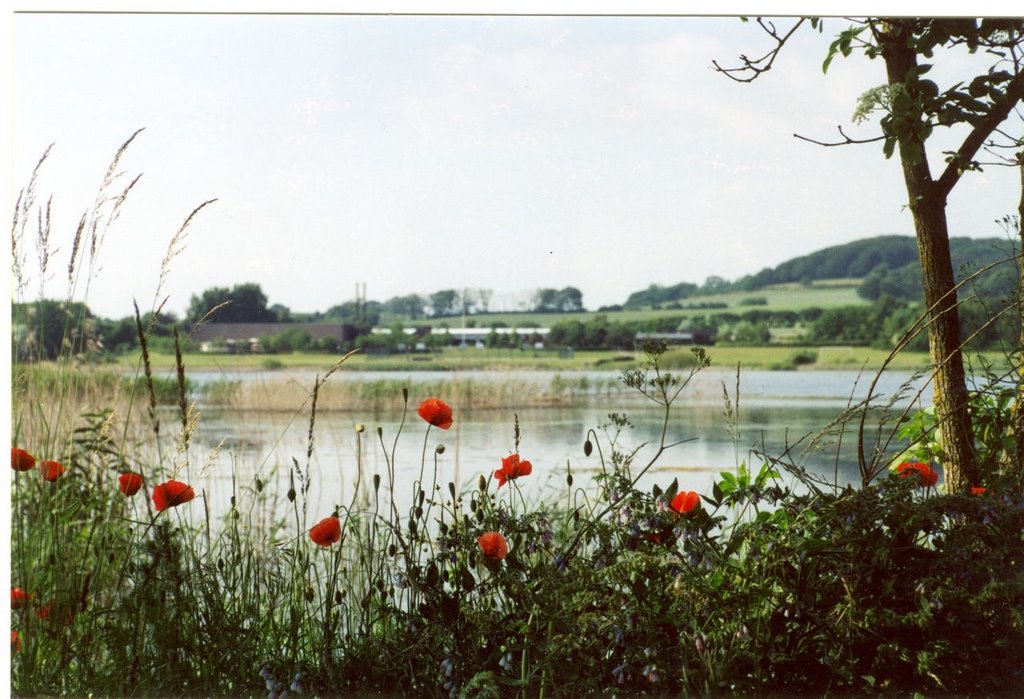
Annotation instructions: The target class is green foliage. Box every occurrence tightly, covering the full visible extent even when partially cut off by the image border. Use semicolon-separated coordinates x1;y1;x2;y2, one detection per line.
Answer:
532;286;585;313
624;281;699;309
896;360;1023;490
12;300;96;361
186;282;274;325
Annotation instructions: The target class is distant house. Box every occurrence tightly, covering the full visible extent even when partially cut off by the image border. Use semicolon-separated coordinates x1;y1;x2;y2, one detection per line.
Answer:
190;323;356;353
371;326;550;349
634;330;715;347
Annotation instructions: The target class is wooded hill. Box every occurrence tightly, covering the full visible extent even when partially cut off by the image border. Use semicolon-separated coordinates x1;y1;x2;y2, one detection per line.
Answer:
623;235;1020;309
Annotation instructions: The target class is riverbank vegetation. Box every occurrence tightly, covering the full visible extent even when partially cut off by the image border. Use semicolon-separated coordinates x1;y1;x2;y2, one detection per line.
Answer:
11;337;1024;696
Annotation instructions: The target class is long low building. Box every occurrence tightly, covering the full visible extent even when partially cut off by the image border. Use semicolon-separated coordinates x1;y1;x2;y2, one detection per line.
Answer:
191;322;356;352
373;327;549;340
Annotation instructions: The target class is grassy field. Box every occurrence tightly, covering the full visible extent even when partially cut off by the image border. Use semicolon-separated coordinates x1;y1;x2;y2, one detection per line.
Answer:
412;281;867;328
114;343;951;374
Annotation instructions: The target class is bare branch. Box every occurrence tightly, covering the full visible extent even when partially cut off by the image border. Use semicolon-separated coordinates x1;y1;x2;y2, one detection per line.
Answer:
793;125;887;147
712;17;807;83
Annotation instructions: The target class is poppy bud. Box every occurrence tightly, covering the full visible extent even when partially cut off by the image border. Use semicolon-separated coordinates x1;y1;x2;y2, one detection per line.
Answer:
448;482;456;499
287;487;296;502
584;439;593;457
335;589;345;605
470;499;478;513
402;387;409;402
373;474;381;493
439;521;449;535
477;474;487;492
376;579;385;593
217;558;224;572
355;423;365;433
435;444;446;455
475;508;484;522
388;544;397;556
255;478;263;493
415;506;423;519
418;489;425;507
377;427;383;438
231;509;240;520
305;587;315;603
567;473;574;487
230;495;236;507
409;520;418;535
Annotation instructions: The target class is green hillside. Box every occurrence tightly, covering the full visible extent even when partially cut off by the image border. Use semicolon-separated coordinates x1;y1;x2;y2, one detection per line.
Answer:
622;235;1019;311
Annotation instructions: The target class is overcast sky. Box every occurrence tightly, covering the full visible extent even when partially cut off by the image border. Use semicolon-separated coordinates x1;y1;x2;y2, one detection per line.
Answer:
11;11;1023;319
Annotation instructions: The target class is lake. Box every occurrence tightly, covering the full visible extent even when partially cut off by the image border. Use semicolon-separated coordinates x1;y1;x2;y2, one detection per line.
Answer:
158;367;932;526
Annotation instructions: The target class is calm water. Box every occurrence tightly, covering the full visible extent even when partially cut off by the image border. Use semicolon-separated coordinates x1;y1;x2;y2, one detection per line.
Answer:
162;369;931;524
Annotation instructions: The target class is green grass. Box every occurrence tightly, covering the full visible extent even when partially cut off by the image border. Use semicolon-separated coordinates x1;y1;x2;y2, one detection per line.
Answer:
116;343;953;373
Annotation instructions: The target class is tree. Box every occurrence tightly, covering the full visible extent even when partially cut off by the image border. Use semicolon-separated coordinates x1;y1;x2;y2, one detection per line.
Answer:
718;18;1024;491
269;303;293;322
556;286;585;312
383;294;426;321
700;275;730;294
323;300;381;327
187;282;272;325
531;288;559;313
12;300;93;360
429;289;459;317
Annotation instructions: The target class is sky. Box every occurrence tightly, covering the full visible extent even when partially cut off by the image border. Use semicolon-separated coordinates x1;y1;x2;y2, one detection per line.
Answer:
10;9;1024;320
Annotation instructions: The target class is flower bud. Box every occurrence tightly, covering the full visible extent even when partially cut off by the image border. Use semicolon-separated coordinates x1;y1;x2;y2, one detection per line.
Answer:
584;439;593;457
435;444;446;454
355;423;365;433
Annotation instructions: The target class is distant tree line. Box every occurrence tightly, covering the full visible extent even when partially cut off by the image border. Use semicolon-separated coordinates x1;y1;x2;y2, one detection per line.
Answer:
182;284;586;327
15;289;1016;360
541;295;1018;353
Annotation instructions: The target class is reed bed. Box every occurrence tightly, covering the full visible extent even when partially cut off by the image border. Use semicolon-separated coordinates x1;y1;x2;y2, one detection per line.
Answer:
194;371;629;412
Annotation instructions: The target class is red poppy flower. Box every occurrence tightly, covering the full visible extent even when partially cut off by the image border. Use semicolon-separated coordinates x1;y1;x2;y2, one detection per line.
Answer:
40;460;65;482
152;480;196;511
670;491;701;515
971;487;987;495
417;398;453;430
11;587;33;610
309;516;342;547
477;531;508;560
493;453;532;488
35;602;73;625
11;448;36;471
11;631;21;653
896;461;939;488
646;530;675;545
118;472;144;496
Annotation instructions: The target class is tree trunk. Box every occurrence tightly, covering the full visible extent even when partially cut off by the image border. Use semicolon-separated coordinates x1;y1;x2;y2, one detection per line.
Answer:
882;30;978;491
1015;153;1024;480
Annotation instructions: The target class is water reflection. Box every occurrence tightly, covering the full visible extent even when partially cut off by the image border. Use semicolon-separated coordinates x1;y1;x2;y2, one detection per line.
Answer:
180;369;928;522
